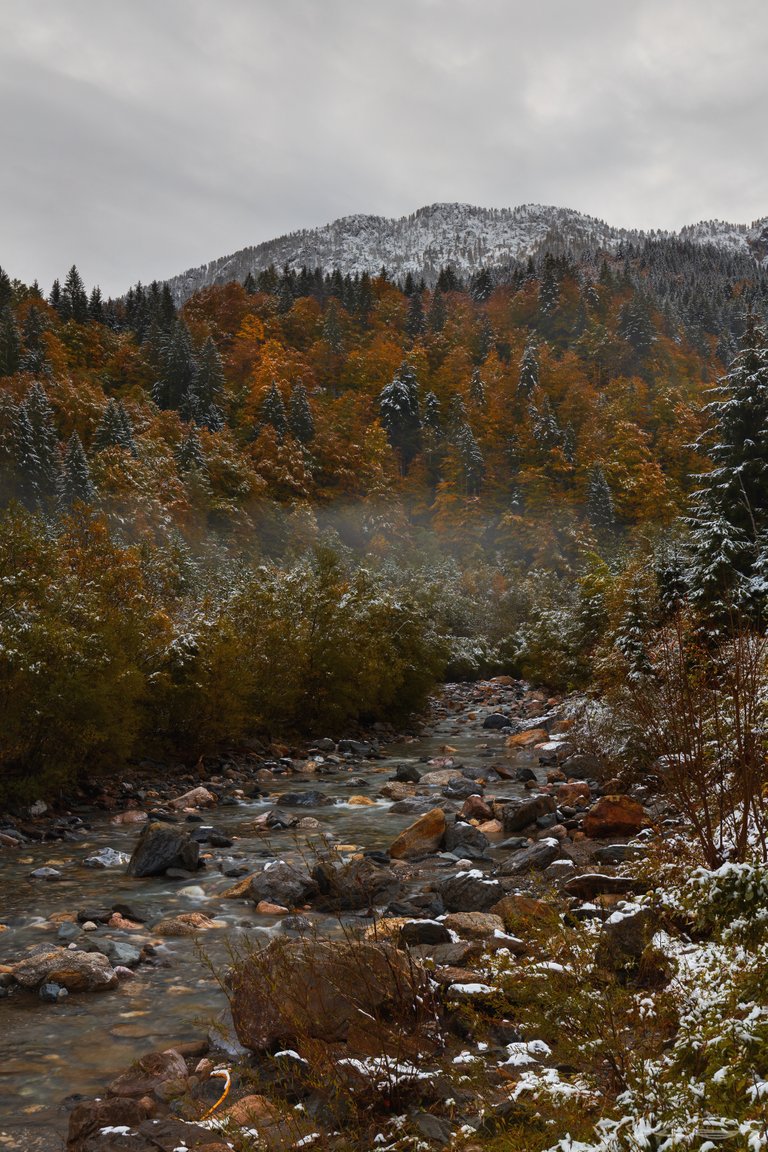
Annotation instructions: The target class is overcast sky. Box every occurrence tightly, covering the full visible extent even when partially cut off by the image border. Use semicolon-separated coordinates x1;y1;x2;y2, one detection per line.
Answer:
1;0;766;296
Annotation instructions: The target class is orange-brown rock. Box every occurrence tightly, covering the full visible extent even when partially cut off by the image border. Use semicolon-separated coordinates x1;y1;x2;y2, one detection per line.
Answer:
388;807;446;859
151;913;220;937
583;795;647;839
460;794;493;822
490;894;561;934
224;1094;281;1127
506;728;549;748
557;781;591;807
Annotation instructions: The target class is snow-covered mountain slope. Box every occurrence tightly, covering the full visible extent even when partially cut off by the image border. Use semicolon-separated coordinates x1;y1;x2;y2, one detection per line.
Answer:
164;202;768;303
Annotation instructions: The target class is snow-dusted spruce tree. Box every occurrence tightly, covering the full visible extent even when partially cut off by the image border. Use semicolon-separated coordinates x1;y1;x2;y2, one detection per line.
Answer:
379;361;421;474
183;335;225;430
93;399;137;456
57;432;95;510
153;319;197;411
687;318;768;620
518;336;539;397
260;381;288;439
586;465;616;538
288;381;315;445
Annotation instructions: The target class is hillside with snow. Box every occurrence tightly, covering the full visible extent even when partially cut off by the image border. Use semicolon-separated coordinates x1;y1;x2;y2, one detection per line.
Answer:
164;202;768;303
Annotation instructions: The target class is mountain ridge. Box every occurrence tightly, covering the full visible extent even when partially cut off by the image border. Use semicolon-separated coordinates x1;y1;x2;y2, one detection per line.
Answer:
164;201;768;303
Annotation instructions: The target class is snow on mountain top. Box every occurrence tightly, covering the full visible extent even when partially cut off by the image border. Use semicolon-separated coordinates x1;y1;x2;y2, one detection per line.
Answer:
164;202;768;303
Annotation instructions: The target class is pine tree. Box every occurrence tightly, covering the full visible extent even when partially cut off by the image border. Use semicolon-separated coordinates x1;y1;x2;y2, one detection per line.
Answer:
58;432;95;509
20;305;49;374
23;383;60;495
586;465;616;537
153;319;197;411
176;426;207;472
184;335;224;429
687;319;768;613
48;279;62;312
428;289;447;334
518;337;539;397
88;286;104;323
379;362;421;473
322;300;344;353
260;382;288;438
422;391;442;432
0;306;20;376
0;266;12;309
405;291;425;339
455;422;485;496
243;272;257;295
12;405;42;506
288;381;315;444
61;265;89;323
469;368;486;409
94;399;137;455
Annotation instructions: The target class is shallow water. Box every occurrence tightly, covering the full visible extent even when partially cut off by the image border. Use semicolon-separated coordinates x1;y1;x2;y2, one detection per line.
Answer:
0;691;539;1137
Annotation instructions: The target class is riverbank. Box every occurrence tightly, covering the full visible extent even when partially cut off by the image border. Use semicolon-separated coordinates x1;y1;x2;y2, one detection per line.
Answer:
1;679;764;1152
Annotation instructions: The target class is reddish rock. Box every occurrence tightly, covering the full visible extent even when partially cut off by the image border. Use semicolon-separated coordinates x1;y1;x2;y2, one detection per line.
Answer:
388;807;446;859
557;781;591;807
460;794;493;822
583;795;647;839
506;728;549;748
107;1048;189;1099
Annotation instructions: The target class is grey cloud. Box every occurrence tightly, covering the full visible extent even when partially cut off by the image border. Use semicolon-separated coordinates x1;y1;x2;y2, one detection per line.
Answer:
1;0;766;295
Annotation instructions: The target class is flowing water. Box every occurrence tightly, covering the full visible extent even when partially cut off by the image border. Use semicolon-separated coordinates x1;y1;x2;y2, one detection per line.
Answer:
0;688;544;1143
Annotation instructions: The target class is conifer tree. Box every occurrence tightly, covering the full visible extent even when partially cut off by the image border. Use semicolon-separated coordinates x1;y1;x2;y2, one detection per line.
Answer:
12;405;42;506
184;336;225;429
20;305;48;374
422;391;441;432
260;382;288;438
455;422;485;496
379;362;421;473
0;266;12;309
469;368;486;409
288;381;315;444
0;306;20;377
428;288;447;334
61;265;89;323
405;291;425;339
586;465;616;537
94;399;137;455
176;426;207;472
518;337;539;397
153;319;197;411
88;286;104;323
23;383;60;495
58;432;95;509
687;319;768;613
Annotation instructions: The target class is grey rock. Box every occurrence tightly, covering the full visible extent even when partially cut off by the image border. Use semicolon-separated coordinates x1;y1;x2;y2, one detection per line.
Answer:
443;821;490;859
399;920;452;947
29;867;61;880
126;822;200;878
249;860;317;908
277;791;336;808
482;713;514;731
496;839;562;875
591;844;646;865
83;847;130;869
500;794;557;834
437;869;503;912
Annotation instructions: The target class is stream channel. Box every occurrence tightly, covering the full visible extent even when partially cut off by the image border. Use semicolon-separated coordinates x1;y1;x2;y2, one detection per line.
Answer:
0;685;547;1144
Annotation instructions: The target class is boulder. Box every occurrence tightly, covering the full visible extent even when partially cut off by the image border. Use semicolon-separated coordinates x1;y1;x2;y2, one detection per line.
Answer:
506;728;549;748
591;843;646;865
67;1097;156;1152
151;912;220;937
230;938;424;1050
388;808;446;860
12;946;118;992
437;868;503;912
483;713;513;730
490;894;561;934
443;820;490;859
126;822;200;878
499;794;557;834
443;912;505;939
311;856;402;911
398;920;452;947
83;847;131;869
442;778;483;801
169;785;217;809
277;790;335;808
583;795;647;839
107;1048;189;1098
597;904;656;964
248;860;317;908
556;781;591;807
418;768;466;786
392;763;421;783
562;873;644;899
496;838;562;875
460;794;493;821
378;781;414;801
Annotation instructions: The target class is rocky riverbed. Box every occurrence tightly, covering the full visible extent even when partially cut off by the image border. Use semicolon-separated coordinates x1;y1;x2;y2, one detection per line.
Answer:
0;680;664;1151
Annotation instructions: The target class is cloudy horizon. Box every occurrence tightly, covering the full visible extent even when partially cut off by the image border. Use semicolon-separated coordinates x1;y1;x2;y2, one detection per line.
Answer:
1;0;767;297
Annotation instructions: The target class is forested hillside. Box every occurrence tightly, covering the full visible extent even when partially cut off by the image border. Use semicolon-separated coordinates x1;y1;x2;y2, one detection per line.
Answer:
1;241;768;803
